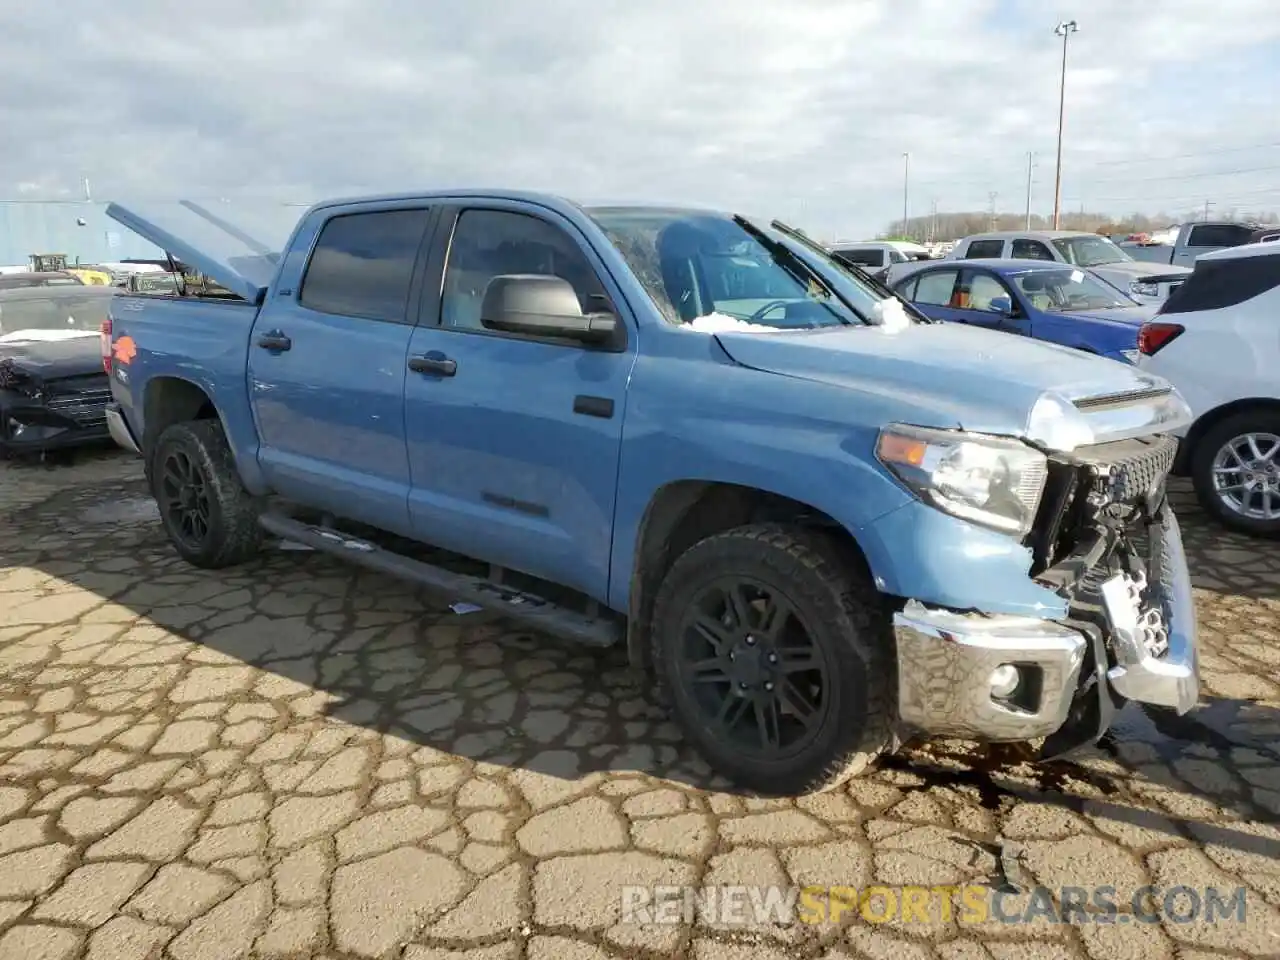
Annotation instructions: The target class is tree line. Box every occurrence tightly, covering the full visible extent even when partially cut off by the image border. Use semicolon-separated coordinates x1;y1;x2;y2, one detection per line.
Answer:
881;207;1280;242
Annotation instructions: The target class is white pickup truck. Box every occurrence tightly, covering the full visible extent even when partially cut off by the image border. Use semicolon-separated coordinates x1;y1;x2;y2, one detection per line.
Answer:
909;230;1192;304
1120;221;1260;268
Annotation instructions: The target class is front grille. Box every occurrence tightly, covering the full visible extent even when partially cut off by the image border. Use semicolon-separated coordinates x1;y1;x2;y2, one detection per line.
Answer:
1073;435;1178;504
44;385;112;427
1029;434;1178;573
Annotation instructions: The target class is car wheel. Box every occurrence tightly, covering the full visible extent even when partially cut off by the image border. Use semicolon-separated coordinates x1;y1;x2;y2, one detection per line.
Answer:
1191;410;1280;538
149;418;263;568
650;523;894;795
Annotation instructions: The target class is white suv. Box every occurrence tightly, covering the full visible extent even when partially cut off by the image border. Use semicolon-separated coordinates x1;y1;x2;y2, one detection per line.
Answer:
1137;241;1280;536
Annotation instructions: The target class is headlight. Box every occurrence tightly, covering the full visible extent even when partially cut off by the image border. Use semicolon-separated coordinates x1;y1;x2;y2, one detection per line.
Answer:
876;424;1048;536
1130;281;1160;298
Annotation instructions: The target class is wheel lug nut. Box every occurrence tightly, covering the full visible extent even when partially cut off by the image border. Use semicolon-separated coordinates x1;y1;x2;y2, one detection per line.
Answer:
764;681;774;691
767;653;777;664
739;682;749;690
745;636;755;646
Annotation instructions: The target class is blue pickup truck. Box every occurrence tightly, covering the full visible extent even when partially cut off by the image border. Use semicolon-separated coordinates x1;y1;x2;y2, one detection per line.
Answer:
101;191;1200;794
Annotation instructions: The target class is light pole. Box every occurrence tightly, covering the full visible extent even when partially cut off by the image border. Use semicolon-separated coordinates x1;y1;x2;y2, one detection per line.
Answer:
901;152;910;239
1025;151;1035;228
1051;19;1078;230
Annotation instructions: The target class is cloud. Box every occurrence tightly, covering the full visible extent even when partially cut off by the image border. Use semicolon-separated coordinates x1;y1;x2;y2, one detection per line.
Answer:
2;0;1279;238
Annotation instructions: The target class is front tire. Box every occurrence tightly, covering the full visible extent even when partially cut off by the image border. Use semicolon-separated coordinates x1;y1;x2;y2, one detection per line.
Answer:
149;419;263;568
1190;410;1280;538
650;524;894;795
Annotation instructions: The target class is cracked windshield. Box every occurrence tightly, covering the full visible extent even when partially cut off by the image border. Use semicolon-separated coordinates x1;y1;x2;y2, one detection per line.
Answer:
1;2;1278;959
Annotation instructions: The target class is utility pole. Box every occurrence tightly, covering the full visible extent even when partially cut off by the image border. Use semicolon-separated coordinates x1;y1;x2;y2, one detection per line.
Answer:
929;199;938;243
988;192;999;231
1203;200;1214;221
1052;19;1079;230
901;152;911;239
1024;152;1034;228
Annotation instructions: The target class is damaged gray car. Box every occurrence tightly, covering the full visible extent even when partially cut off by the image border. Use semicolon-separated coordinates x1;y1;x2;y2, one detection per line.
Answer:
0;285;118;457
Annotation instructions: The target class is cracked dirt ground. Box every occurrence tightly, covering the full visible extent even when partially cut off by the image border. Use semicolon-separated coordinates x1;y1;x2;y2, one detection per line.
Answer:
1;451;1278;960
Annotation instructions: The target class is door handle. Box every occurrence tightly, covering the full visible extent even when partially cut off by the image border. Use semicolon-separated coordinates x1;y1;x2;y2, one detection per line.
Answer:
408;353;457;377
256;331;292;351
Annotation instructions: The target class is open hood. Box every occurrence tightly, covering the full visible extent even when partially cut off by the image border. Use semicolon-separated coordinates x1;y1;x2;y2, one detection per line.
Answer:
104;200;305;304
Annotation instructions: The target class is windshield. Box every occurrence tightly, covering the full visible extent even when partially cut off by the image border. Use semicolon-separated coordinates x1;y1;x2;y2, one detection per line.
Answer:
0;287;119;341
1051;235;1132;267
1010;268;1135;312
589;208;885;329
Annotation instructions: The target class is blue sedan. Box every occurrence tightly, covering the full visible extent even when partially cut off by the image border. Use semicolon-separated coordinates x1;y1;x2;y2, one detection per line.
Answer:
889;258;1155;364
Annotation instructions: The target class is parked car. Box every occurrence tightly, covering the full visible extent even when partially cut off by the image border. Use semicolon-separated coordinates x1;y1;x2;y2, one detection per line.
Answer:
0;271;86;291
102;191;1199;795
889;259;1153;364
1137;241;1280;537
123;272;182;295
919;231;1191;303
1120;221;1261;267
0;285;118;457
827;242;912;278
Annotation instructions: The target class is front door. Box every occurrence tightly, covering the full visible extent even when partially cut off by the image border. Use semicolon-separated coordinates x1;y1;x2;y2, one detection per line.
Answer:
402;203;635;602
247;205;434;535
949;269;1026;335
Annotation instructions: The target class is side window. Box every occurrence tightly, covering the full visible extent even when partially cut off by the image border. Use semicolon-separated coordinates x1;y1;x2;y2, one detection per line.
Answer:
441;209;608;331
895;276;918;299
965;239;1005;259
1011;239;1054;261
964;271;1014;312
1187;223;1255;248
911;269;960;306
299;209;430;322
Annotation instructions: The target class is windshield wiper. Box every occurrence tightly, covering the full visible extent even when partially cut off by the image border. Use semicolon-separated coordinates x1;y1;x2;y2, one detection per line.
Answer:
730;215;868;325
770;219;932;324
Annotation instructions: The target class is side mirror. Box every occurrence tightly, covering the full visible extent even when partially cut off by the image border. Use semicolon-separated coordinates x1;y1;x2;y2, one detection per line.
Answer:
988;295;1014;317
480;275;618;346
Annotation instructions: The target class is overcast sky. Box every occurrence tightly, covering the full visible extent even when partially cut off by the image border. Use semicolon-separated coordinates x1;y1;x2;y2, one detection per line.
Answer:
3;0;1279;237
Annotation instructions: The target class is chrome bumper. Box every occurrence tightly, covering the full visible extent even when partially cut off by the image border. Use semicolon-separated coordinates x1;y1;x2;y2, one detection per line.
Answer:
1102;506;1199;713
105;403;141;455
894;604;1087;740
893;505;1200;741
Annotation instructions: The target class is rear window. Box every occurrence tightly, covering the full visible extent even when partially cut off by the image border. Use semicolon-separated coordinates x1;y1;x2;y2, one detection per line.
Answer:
834;248;885;267
299;209;430;322
1186;223;1256;248
964;240;1004;259
1160;253;1280;315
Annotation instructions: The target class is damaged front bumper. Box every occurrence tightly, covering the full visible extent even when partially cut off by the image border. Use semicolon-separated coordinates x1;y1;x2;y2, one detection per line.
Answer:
892;501;1199;751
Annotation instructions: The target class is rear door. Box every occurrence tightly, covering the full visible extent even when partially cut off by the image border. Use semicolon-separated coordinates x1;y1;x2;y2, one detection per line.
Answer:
896;266;962;321
247;203;436;535
401;201;635;601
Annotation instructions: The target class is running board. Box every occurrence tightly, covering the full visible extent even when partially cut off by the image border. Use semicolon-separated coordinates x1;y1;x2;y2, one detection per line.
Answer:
258;513;621;648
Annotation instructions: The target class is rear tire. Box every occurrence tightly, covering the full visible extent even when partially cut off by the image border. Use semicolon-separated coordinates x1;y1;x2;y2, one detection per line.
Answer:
650;523;894;795
1190;409;1280;538
149;419;262;568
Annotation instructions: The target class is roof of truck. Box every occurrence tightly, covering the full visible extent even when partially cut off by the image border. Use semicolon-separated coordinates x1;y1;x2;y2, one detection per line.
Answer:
960;230;1097;241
